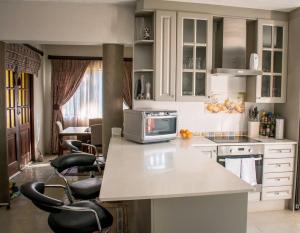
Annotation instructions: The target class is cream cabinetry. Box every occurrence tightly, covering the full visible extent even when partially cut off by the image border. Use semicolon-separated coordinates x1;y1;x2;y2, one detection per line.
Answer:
262;144;295;200
176;12;212;101
247;20;288;103
155;10;177;101
190;146;217;160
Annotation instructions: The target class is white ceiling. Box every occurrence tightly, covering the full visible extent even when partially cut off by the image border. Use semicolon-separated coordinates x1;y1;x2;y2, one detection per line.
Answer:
0;0;134;3
165;0;300;12
0;0;299;12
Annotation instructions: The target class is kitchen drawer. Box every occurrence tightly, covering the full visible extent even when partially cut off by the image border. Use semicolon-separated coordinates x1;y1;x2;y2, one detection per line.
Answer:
264;144;295;159
191;146;217;160
263;172;293;187
264;158;294;173
262;186;292;200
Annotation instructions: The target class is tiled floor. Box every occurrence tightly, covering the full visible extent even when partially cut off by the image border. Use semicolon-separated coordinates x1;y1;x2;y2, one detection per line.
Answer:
0;158;300;233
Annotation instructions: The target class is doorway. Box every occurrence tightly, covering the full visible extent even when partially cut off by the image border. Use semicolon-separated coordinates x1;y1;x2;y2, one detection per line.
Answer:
6;70;34;176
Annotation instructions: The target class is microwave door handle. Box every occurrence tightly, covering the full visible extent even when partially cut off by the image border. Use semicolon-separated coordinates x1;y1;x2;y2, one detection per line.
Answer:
145;116;177;119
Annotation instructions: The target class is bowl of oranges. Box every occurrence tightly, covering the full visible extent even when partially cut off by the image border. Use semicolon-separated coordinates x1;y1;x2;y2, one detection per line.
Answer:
179;129;193;139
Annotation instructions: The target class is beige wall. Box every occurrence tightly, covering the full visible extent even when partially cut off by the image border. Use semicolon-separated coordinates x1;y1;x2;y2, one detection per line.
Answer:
275;8;300;141
33;54;46;157
0;2;135;45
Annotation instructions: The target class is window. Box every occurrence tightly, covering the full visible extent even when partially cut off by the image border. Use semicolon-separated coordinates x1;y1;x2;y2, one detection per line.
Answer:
62;61;102;126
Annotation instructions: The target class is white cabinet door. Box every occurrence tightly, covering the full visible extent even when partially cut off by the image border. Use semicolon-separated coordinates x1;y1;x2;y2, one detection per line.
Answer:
263;172;293;187
176;12;212;101
264;144;295;159
155;10;176;101
264;158;294;173
256;20;288;103
262;186;292;200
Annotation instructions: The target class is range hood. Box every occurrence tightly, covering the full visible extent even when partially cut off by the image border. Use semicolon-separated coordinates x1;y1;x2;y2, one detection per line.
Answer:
212;18;262;76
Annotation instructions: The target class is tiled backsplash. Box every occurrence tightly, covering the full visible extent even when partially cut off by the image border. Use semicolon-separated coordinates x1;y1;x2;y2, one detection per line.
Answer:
133;101;274;134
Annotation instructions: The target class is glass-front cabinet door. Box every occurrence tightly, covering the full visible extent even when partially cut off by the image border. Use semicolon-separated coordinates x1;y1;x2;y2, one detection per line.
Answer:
176;12;212;101
258;20;288;103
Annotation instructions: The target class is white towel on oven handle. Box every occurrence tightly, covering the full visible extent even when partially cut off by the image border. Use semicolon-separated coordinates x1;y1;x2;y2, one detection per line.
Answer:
241;158;257;186
225;158;241;178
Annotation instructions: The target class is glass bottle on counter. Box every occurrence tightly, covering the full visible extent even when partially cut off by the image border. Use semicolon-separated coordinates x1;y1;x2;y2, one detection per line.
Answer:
259;111;276;137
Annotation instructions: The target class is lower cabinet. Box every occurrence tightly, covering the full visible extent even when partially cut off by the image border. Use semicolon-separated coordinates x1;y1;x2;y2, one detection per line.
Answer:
262;186;292;200
194;146;217;160
262;144;295;201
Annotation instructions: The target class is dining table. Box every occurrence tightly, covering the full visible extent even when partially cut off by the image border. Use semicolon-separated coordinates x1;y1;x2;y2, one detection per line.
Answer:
59;127;91;154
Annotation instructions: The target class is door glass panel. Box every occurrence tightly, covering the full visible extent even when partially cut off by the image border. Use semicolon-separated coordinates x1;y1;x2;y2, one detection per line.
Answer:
183;19;194;43
261;75;271;97
262;51;271;72
145;117;177;136
6;70;9;87
273;51;282;73
263;26;272;48
195;73;206;96
182;72;193;96
183;46;194;69
10;90;14;107
7;110;10;128
274;26;283;49
9;72;14;88
11;110;15;128
196;20;207;44
273;75;282;97
196;47;206;70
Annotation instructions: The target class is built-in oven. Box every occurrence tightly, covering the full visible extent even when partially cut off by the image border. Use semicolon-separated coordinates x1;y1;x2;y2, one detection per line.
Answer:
216;144;264;193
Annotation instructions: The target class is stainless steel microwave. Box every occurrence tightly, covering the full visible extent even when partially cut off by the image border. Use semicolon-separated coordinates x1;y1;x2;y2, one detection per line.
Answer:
124;109;177;143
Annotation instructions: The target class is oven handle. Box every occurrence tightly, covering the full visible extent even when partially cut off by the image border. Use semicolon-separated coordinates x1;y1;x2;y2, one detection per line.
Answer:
218;157;262;162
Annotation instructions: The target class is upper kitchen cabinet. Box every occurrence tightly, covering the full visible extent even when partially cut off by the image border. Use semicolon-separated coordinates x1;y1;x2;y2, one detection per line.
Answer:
176;12;213;101
133;11;155;101
247;20;288;103
155;10;177;101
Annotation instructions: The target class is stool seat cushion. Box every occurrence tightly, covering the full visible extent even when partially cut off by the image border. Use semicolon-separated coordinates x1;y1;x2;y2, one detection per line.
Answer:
70;177;102;200
48;200;113;233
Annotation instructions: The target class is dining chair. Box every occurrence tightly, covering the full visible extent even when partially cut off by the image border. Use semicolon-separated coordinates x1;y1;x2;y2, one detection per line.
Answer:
56;121;64;155
21;181;113;233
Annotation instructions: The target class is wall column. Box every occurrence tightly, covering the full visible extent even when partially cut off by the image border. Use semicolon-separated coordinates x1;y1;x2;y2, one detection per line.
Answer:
102;44;124;156
0;41;10;207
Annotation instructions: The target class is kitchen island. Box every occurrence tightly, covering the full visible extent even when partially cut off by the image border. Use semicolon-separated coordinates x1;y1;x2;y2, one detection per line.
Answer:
100;137;253;233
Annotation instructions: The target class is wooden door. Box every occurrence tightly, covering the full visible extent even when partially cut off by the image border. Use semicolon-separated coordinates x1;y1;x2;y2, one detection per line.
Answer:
6;71;32;176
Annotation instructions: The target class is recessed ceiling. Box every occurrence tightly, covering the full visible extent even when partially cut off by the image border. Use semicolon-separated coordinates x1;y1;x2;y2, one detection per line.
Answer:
0;0;134;3
1;0;299;12
165;0;300;12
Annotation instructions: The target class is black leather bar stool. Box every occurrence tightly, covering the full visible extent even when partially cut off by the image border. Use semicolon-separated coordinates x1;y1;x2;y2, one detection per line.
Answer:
63;140;105;172
50;153;102;202
21;182;113;233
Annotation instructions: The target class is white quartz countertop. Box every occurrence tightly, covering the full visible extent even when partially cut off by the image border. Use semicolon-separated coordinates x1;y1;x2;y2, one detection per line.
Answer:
100;137;253;202
250;136;297;144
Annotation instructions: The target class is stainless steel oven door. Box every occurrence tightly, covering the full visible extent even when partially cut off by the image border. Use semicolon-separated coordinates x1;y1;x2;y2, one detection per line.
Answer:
142;115;177;142
217;154;263;192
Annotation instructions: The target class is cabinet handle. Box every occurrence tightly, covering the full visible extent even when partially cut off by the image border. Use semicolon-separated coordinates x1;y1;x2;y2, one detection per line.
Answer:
267;177;290;181
267;190;289;195
269;149;292;153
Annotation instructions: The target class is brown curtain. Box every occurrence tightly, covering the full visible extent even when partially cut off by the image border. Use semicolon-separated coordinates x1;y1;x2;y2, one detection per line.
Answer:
123;60;133;108
5;44;41;75
51;59;90;154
